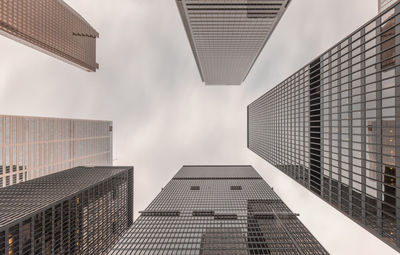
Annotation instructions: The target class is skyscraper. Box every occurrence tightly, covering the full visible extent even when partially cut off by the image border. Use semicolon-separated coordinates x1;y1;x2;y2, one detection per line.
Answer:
109;165;328;254
0;0;99;71
0;166;133;255
0;115;113;188
248;3;400;252
176;0;291;85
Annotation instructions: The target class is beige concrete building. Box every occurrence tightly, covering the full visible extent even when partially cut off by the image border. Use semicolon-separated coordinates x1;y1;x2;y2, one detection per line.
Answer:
0;115;113;187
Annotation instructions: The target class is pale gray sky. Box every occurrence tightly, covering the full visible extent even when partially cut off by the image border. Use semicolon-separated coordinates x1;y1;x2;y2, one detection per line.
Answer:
0;0;397;254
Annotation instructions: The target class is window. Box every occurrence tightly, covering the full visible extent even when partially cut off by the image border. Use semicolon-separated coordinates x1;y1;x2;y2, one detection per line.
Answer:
141;211;180;217
230;186;242;190
214;214;238;220
112;222;116;234
192;211;214;217
22;220;31;245
190;186;200;190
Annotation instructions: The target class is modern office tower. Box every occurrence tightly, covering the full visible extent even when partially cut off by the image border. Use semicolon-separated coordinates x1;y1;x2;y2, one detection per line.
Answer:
0;166;133;255
0;115;113;188
0;0;99;71
248;3;400;252
176;0;291;85
109;165;328;254
379;0;397;12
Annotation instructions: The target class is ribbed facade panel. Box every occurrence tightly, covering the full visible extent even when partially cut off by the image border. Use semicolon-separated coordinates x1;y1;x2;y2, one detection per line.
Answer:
109;165;328;254
0;115;113;188
176;0;290;85
248;4;400;252
0;166;133;255
0;0;99;71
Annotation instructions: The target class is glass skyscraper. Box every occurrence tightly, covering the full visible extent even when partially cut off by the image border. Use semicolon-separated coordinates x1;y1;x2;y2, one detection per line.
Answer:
0;166;133;255
0;115;113;188
248;3;400;252
176;0;291;85
109;165;328;254
0;0;99;71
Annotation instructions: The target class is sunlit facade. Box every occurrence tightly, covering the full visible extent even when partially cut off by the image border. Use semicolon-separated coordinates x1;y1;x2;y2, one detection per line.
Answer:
109;165;328;254
176;0;291;85
248;4;400;252
0;115;113;188
0;0;99;71
0;166;133;254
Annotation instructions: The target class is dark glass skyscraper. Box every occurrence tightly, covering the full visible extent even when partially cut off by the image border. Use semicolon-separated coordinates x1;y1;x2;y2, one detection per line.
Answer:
109;165;328;254
0;166;133;254
248;3;400;252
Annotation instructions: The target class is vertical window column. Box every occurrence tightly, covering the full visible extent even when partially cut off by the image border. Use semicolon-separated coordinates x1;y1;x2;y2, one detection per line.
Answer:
375;16;384;236
309;58;322;195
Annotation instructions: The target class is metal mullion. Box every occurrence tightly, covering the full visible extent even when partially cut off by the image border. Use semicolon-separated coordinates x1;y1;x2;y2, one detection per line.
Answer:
337;42;343;209
60;200;64;254
4;226;9;255
360;27;368;226
320;62;325;197
41;211;45;255
51;206;55;254
394;3;400;247
328;51;333;203
376;16;384;236
348;36;354;217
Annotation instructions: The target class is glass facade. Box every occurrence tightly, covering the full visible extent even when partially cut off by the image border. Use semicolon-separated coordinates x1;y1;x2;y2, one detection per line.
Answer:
0;115;113;188
0;0;99;71
0;166;133;255
379;0;397;13
176;0;291;85
109;165;328;254
248;4;400;252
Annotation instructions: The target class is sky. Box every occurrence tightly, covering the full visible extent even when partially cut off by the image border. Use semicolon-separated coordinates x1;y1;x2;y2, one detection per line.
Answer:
0;0;397;254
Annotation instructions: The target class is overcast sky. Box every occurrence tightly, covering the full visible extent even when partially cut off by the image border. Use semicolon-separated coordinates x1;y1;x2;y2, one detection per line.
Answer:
0;0;397;254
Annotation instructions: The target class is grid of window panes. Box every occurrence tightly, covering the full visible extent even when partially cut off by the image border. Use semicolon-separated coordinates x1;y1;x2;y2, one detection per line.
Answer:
109;165;328;254
176;0;290;85
0;166;133;255
0;0;99;71
0;115;113;188
379;0;397;13
248;67;310;188
248;4;400;251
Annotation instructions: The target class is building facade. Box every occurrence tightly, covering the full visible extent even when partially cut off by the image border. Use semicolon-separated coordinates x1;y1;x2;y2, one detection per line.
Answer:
109;165;328;254
176;0;291;85
0;166;133;255
248;3;400;252
379;0;397;13
0;0;99;71
0;115;113;188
